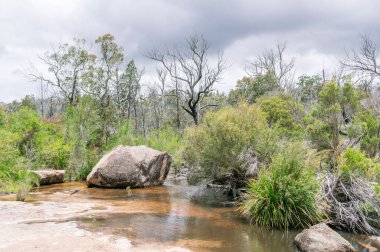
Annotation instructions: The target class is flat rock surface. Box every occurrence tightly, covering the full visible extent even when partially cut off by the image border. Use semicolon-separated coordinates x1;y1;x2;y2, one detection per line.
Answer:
0;183;189;252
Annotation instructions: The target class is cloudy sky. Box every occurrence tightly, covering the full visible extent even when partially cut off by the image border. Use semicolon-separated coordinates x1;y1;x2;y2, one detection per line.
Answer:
0;0;379;102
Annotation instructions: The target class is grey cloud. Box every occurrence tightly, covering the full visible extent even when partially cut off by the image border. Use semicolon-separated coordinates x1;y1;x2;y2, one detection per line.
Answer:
0;0;379;101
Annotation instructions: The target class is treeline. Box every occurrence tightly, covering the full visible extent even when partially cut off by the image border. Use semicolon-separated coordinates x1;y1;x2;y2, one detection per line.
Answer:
0;34;224;193
0;33;380;234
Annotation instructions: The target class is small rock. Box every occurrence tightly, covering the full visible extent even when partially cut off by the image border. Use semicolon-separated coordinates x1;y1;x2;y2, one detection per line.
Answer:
294;223;354;252
368;236;380;248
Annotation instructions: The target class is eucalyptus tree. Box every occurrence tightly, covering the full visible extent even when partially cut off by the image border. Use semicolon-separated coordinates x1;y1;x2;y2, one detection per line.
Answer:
114;60;142;122
82;34;124;145
30;38;94;106
147;34;226;125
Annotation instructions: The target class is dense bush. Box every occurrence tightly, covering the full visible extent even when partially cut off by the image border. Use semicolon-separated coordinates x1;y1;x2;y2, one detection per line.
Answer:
181;103;268;179
0;129;37;194
8;107;41;161
340;147;380;181
354;111;380;158
107;123;182;173
307;82;361;169
35;123;71;169
240;144;322;229
259;94;305;138
228;73;279;105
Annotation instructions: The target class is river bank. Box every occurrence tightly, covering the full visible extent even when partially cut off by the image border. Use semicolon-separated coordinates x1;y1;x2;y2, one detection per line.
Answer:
0;181;378;252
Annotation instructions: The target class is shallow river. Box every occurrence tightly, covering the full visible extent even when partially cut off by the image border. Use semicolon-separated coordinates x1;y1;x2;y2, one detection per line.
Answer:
0;180;378;251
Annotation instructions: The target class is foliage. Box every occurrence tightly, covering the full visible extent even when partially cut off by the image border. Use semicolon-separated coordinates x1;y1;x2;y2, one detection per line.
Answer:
109;124;182;173
259;94;305;138
182;103;268;179
8;107;41;160
0;129;37;194
35;122;71;169
296;74;323;103
0;107;5;127
228;73;279;105
307;82;361;169
240;144;322;229
340;148;380;181
62;97;103;180
354;111;380;157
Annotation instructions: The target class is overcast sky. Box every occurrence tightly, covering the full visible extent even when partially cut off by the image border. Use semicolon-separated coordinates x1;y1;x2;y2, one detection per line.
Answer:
0;0;379;102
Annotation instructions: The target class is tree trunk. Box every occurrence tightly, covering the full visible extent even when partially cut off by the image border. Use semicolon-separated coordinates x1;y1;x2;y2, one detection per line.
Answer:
175;81;180;129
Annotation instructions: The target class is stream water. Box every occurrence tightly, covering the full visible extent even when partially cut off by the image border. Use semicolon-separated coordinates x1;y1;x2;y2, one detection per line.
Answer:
1;180;378;252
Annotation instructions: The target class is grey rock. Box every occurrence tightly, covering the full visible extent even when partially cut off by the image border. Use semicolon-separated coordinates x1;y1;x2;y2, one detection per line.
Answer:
87;145;172;188
32;170;65;185
294;223;354;252
368;236;380;248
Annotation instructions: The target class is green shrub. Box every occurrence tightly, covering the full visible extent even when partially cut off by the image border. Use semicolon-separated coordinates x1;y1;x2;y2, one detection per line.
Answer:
35;123;71;169
144;128;181;172
76;163;95;181
354;111;380;158
239;144;322;229
228;73;279;105
306;82;361;170
109;124;182;173
374;184;380;198
8;107;41;160
0;129;37;194
340;147;380;181
181;103;268;178
106;120;143;149
259;94;305;139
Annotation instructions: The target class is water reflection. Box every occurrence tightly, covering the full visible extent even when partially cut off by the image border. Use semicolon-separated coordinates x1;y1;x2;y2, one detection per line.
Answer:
23;181;372;252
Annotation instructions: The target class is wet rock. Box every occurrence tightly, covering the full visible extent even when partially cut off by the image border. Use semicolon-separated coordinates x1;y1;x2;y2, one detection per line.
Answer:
206;183;227;189
32;170;65;185
167;166;189;181
368;236;380;248
87;145;172;188
294;223;354;252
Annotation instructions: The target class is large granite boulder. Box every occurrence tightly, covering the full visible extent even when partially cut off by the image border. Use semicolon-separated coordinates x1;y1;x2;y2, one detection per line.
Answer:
87;145;172;188
294;223;354;252
32;170;65;185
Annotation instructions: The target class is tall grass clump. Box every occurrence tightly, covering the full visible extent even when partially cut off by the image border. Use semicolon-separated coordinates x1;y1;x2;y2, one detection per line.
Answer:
240;144;322;229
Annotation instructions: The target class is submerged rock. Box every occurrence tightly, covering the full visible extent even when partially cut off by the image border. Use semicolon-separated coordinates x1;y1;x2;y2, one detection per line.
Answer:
294;223;354;252
87;145;172;188
32;170;65;185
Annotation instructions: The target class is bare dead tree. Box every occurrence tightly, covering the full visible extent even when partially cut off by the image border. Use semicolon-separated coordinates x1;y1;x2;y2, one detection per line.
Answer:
157;68;167;125
342;35;380;91
147;34;226;125
322;172;380;235
38;79;46;117
246;42;295;91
